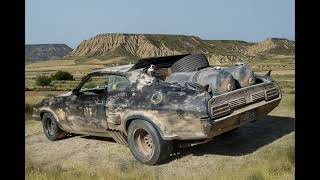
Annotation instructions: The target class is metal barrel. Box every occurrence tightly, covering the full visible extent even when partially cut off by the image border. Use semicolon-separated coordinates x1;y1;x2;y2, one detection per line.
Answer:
165;67;236;95
223;63;256;88
194;67;236;94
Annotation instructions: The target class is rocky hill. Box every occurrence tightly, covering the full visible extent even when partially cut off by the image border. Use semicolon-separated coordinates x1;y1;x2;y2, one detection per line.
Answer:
66;33;295;65
25;44;73;63
245;38;295;56
68;34;212;59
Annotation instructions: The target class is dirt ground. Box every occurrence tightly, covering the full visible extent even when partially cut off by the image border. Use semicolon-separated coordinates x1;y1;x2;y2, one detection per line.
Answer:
25;107;294;178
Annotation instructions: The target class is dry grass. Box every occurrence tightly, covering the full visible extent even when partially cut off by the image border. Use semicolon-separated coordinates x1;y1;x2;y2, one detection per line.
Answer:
26;64;105;78
25;132;294;180
83;57;127;65
25;59;76;68
25;59;106;79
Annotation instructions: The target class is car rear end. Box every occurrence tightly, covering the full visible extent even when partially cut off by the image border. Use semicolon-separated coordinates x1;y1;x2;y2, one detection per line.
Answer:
203;75;281;138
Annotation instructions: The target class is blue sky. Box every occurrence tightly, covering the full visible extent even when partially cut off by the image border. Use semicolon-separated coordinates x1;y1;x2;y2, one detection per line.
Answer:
26;0;295;48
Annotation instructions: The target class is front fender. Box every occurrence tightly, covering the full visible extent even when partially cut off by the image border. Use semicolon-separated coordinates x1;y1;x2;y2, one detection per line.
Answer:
38;107;71;132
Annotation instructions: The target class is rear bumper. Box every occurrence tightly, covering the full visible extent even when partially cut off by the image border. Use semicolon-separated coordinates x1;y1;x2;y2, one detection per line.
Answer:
204;96;281;139
165;95;281;140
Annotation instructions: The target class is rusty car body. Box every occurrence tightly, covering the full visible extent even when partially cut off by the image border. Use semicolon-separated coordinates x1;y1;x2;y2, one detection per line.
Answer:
33;54;281;165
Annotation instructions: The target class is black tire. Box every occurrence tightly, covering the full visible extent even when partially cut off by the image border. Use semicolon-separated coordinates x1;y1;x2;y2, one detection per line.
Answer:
127;120;173;165
42;112;67;141
171;54;209;73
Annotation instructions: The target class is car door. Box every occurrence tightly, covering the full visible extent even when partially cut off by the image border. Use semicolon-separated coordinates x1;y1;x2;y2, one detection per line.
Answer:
65;74;109;133
105;75;131;128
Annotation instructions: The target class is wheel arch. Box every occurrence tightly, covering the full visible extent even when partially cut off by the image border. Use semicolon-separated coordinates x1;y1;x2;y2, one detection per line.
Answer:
39;107;66;131
124;115;166;139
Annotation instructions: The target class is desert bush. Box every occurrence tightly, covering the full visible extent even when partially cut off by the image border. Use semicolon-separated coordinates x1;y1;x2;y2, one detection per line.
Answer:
51;71;74;81
35;75;52;86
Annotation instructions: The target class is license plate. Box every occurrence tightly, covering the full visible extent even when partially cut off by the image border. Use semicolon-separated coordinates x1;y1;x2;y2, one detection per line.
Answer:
239;110;256;123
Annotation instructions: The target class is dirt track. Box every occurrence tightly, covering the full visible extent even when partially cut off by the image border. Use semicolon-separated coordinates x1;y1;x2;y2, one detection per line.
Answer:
25;113;294;177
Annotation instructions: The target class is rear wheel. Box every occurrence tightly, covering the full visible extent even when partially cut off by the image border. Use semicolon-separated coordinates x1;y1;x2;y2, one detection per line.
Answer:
42;112;67;141
127;120;172;165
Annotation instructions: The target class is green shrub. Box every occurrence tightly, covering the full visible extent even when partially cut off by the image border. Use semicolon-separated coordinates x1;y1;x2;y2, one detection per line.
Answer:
51;71;74;81
35;75;52;86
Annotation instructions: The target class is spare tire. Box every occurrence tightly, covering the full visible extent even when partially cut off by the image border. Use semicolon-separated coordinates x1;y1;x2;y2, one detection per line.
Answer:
171;54;209;73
